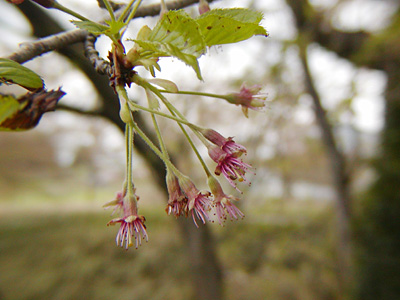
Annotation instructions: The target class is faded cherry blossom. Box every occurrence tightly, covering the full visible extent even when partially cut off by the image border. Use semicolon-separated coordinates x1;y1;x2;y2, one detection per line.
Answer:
225;84;267;117
165;171;188;217
198;128;247;157
179;176;212;226
107;215;148;249
105;188;148;249
208;145;252;192
208;176;244;225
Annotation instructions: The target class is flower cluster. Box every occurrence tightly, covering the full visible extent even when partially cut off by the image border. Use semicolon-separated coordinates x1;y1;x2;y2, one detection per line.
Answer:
165;174;245;227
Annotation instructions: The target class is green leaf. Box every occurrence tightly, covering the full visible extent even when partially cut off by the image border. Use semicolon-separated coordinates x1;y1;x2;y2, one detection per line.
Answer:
0;94;23;124
147;10;206;58
132;10;206;79
196;8;268;46
105;20;126;35
71;20;109;35
134;40;202;80
0;58;43;90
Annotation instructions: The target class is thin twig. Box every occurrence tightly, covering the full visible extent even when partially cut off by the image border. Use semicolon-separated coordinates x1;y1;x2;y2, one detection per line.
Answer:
84;34;112;76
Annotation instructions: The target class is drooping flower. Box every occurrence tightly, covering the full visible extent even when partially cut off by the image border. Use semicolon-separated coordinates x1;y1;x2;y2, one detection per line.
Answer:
105;187;148;249
208;145;252;192
107;215;148;249
198;128;247;157
165;171;188;217
179;176;212;227
208;176;245;225
225;84;267;117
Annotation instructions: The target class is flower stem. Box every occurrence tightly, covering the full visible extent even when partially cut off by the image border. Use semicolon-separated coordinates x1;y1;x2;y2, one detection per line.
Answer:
120;0;143;25
53;2;91;21
117;0;136;22
127;100;201;130
130;120;181;176
159;89;228;101
146;85;213;178
101;0;116;21
125;123;138;209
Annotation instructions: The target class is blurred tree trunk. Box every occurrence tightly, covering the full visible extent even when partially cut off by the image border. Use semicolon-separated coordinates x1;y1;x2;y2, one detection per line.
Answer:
286;1;354;296
16;2;223;299
286;0;400;298
352;10;400;300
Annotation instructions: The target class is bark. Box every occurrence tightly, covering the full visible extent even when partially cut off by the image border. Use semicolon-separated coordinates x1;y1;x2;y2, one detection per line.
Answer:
14;1;223;299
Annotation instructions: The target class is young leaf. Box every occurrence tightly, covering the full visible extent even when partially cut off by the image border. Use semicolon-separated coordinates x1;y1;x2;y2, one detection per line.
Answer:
105;20;126;35
0;94;25;124
134;40;202;80
196;8;268;46
71;20;109;35
132;10;206;79
147;10;206;58
0;58;43;90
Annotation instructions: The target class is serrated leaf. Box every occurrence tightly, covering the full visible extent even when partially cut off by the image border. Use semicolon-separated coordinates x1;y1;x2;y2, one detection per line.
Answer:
71;20;109;35
148;10;206;57
0;58;43;90
196;8;268;46
134;40;202;80
105;20;126;35
0;94;24;124
132;10;205;79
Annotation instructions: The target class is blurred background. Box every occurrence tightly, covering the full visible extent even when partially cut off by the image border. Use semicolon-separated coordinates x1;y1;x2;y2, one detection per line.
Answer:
0;0;399;299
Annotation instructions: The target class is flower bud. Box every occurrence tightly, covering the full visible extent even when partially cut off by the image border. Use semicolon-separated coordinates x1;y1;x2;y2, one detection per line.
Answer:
198;0;210;15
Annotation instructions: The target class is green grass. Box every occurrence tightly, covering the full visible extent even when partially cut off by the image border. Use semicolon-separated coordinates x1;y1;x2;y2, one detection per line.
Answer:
0;201;341;300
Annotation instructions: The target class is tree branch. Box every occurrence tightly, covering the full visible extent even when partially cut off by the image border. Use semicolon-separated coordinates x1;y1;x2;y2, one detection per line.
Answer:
286;0;369;61
5;0;218;64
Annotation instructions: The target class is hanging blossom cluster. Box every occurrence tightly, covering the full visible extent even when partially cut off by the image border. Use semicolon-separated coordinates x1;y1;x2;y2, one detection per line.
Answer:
6;0;268;249
103;1;267;250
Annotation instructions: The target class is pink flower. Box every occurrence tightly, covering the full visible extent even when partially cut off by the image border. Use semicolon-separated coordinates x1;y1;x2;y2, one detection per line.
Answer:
199;128;247;157
226;84;267;117
107;215;148;249
105;188;148;249
179;177;212;227
214;198;244;225
189;191;212;227
165;172;188;217
208;176;244;225
208;145;252;192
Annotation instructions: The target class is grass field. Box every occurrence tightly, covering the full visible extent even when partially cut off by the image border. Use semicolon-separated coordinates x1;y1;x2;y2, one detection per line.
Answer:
0;198;341;300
